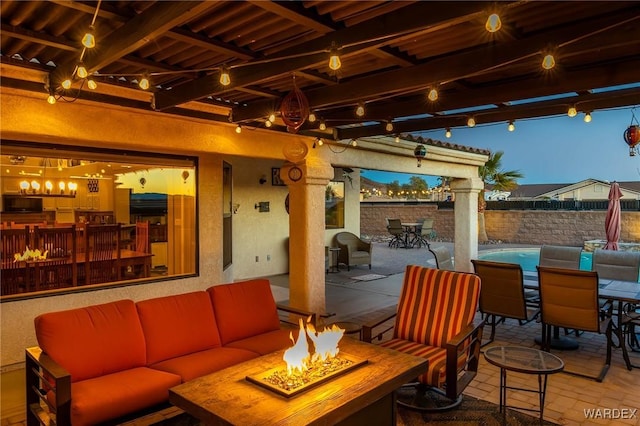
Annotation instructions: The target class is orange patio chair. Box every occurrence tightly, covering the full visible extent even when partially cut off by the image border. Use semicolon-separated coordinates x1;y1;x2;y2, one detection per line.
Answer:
362;265;483;410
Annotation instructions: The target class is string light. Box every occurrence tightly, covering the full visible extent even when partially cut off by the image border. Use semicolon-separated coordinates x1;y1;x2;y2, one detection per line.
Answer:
87;79;97;90
235;124;242;133
61;79;72;90
328;48;341;71
584;112;592;123
467;116;476;127
317;138;324;146
355;102;365;117
385;121;394;132
76;62;88;79
82;25;96;49
567;105;577;117
219;66;231;86
485;13;502;33
138;74;150;90
508;120;515;131
319;120;327;131
47;93;56;105
427;87;438;101
351;139;358;147
308;111;316;123
268;113;276;123
265;120;272;128
445;128;452;138
541;54;556;70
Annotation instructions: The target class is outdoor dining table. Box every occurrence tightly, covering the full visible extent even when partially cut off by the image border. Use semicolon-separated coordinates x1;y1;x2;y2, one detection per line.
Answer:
522;272;640;371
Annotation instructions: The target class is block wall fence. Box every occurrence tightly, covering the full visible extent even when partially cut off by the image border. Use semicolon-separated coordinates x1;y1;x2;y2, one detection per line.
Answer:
360;203;640;247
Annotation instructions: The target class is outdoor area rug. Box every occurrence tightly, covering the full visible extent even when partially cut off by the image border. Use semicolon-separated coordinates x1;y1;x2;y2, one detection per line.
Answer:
151;394;557;426
351;273;387;281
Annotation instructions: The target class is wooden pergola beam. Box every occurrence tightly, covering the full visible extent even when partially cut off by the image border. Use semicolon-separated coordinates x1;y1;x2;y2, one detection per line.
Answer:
152;1;490;111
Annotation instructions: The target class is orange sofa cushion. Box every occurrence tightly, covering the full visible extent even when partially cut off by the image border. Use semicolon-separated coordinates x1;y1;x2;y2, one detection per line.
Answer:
207;279;280;345
224;329;294;355
150;347;258;382
136;291;222;365
34;299;146;382
68;367;181;425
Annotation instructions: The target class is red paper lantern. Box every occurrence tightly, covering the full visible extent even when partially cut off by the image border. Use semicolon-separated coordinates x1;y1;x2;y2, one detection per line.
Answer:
624;124;640;156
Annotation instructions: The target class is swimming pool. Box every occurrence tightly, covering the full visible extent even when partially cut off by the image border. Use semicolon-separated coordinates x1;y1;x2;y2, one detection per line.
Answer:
478;248;593;272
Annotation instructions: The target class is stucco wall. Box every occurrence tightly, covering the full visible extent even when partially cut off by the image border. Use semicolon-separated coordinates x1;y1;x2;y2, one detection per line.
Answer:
361;203;640;246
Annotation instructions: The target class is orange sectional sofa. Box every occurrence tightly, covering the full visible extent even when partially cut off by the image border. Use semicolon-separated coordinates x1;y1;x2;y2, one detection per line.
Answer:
25;279;312;426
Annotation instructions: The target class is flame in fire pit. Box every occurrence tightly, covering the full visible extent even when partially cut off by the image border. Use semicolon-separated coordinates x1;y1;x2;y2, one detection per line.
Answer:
307;323;344;362
282;319;345;376
283;320;310;375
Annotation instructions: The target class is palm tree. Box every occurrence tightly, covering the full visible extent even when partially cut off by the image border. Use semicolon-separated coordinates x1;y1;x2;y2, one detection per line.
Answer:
478;151;523;242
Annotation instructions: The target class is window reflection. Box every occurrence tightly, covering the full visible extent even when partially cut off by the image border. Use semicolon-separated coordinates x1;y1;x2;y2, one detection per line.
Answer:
0;143;197;298
325;181;345;229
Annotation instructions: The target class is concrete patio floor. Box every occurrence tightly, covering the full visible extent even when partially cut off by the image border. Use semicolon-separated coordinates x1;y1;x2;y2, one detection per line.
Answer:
268;242;640;426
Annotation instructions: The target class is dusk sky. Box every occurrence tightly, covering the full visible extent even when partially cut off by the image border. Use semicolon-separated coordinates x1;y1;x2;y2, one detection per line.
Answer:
362;106;640;187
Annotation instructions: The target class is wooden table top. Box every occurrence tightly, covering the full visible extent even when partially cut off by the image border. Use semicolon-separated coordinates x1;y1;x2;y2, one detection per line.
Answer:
169;338;428;426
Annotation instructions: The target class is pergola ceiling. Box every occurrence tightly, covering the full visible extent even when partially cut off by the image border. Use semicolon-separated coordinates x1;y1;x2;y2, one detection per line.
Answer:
2;1;639;143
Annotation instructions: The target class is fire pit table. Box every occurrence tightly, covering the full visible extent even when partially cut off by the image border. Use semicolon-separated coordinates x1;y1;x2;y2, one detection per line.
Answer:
169;338;427;425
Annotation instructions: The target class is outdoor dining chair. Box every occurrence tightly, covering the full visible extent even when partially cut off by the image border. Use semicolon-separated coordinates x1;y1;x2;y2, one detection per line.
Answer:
412;218;435;248
428;245;454;271
471;259;540;347
537;266;613;382
386;218;406;248
539;245;582;269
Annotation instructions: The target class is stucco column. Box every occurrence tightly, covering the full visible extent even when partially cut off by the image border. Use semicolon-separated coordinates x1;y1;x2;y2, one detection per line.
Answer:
281;157;334;314
450;177;483;272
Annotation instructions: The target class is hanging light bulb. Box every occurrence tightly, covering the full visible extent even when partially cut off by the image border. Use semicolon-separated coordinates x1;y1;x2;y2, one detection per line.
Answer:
427;87;438;101
584;112;592;123
82;26;96;49
76;62;88;79
61;79;72;89
318;138;324;146
328;48;341;71
265;119;272;128
351;139;358;147
445;128;452;138
45;181;53;194
219;66;231;86
385;121;394;132
308;111;316;123
467;116;476;127
87;78;97;90
319;120;327;131
508;120;515;132
235;124;242;133
138;74;150;90
268;113;276;123
47;94;56;105
355;102;365;117
567;105;577;117
541;54;556;70
395;135;400;143
58;181;66;194
485;13;502;33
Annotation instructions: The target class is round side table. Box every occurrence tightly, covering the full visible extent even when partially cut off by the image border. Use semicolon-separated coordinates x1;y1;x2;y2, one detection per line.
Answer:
327;247;341;273
483;346;564;423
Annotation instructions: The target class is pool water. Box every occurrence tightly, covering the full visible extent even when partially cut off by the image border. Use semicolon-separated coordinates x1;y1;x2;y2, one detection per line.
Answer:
478;248;593;272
